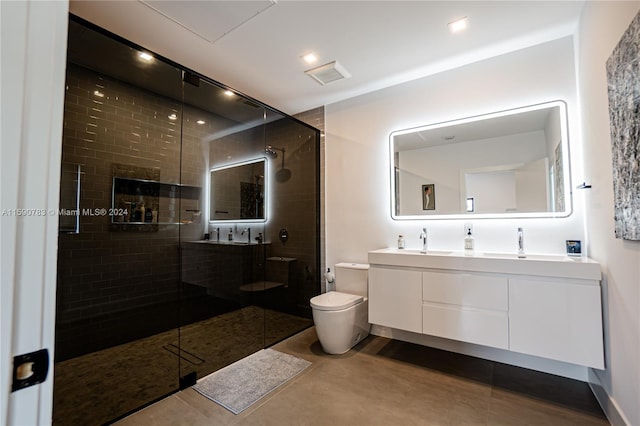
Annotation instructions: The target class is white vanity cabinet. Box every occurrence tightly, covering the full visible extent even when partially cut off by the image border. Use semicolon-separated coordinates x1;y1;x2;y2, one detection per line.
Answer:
509;277;604;368
367;248;604;369
422;271;509;350
368;267;422;333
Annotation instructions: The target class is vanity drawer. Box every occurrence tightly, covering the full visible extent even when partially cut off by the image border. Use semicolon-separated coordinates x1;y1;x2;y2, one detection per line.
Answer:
422;303;509;349
422;271;508;311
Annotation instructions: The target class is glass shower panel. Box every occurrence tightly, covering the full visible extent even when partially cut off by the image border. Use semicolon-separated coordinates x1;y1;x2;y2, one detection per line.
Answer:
53;19;183;425
55;16;320;426
179;77;267;381
262;110;318;346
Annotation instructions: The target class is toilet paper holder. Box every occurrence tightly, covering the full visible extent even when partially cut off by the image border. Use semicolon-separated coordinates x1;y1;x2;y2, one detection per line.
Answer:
323;268;335;284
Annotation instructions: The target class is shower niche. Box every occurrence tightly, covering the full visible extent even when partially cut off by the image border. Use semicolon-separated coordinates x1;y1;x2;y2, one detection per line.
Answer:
110;163;201;228
111;177;201;226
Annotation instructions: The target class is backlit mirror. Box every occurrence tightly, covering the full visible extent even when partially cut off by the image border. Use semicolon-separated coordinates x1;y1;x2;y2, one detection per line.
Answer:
391;101;571;219
210;158;266;222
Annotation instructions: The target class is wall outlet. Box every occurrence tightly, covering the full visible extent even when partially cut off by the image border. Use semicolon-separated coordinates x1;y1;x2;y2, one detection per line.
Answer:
464;223;473;235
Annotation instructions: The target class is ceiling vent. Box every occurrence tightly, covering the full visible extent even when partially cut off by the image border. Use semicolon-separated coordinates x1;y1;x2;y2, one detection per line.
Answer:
304;61;351;86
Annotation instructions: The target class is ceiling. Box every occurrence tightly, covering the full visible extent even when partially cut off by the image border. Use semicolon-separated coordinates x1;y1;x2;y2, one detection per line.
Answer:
68;1;585;115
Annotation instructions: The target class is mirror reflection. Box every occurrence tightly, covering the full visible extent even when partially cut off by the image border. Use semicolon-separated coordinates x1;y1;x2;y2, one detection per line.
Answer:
391;101;570;219
210;158;266;221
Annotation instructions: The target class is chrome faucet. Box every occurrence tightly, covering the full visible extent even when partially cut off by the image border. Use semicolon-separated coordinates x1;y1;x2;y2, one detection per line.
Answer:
213;227;220;242
517;227;526;258
241;227;251;244
419;228;428;252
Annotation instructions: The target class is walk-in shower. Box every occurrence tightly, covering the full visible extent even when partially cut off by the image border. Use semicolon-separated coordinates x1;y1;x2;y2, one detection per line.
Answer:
53;16;320;425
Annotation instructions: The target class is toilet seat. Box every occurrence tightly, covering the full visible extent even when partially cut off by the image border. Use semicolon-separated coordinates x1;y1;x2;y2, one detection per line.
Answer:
310;291;363;311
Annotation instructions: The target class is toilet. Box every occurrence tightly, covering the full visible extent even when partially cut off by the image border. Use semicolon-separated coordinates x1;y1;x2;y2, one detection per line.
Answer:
310;262;370;354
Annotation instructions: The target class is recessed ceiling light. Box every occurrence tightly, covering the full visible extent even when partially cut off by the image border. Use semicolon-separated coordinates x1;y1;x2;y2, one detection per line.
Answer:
138;52;153;61
197;120;205;125
303;53;318;64
224;90;235;97
448;16;468;34
168;113;177;121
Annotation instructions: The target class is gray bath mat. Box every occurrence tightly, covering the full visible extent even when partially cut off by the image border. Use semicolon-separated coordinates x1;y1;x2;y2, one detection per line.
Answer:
192;348;311;414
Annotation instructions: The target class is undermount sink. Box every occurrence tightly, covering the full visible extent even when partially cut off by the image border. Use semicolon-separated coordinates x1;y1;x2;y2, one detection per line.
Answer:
187;240;267;246
475;252;578;262
368;247;600;280
386;248;453;256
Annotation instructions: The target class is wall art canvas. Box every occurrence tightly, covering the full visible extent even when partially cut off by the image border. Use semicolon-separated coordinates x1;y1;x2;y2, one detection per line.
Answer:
606;10;640;240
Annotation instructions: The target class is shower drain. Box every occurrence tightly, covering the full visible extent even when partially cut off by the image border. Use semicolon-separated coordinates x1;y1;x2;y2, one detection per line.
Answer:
162;344;205;365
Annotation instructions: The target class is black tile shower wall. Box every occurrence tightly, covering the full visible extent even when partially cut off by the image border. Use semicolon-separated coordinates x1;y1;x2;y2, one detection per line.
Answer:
56;64;207;337
207;116;320;315
264;118;319;312
57;59;322;361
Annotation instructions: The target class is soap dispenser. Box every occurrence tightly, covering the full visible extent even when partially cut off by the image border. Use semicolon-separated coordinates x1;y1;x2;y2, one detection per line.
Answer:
228;228;233;241
464;227;475;255
397;234;405;249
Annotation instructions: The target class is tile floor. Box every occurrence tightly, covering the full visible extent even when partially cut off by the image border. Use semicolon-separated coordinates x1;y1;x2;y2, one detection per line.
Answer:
115;327;609;426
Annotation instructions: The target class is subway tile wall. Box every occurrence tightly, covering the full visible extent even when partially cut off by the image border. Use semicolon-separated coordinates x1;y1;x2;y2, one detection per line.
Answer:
207;113;321;313
56;64;206;356
56;63;322;358
264;118;320;309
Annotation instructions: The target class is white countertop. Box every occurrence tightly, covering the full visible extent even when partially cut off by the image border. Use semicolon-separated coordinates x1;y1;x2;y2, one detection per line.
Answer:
368;248;601;281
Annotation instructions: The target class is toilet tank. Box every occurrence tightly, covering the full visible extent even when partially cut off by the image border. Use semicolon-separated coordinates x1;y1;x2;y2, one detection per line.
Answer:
334;262;369;297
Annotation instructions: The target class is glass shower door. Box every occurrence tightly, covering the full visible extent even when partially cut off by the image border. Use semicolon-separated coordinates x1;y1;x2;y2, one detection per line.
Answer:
54;18;184;425
178;75;268;383
262;109;318;347
54;16;319;425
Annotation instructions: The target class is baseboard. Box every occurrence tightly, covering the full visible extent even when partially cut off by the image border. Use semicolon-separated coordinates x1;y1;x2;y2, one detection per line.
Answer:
371;325;588;381
588;369;631;426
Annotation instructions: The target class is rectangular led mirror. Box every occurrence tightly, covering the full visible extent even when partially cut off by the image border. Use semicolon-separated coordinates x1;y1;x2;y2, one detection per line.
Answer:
210;158;266;222
390;100;571;220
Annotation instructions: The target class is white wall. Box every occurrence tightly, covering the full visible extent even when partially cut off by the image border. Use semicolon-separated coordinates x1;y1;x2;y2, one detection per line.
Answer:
576;2;640;425
325;36;589;379
326;36;581;265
